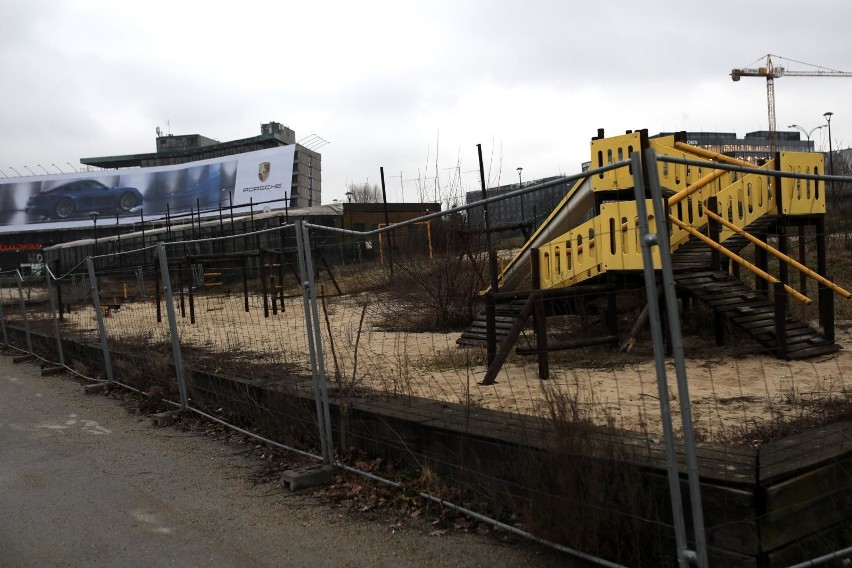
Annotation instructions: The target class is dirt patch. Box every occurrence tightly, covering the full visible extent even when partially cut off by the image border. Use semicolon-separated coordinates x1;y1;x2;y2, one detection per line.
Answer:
49;290;852;444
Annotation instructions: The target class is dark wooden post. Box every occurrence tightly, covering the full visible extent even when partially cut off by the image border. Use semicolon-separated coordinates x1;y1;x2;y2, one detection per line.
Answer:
530;248;549;380
188;283;195;324
55;260;64;321
754;232;768;295
707;196;726;345
241;256;250;313
155;270;162;324
777;222;789;292
774;281;787;358
179;277;185;318
798;225;807;296
477;143;500;367
278;251;286;308
707;196;721;271
259;250;269;318
817;216;830;332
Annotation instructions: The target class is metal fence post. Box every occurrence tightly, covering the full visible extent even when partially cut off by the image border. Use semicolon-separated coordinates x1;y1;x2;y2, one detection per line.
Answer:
632;149;708;568
86;257;114;383
15;271;33;355
157;243;189;410
294;220;334;464
46;267;65;368
0;276;8;348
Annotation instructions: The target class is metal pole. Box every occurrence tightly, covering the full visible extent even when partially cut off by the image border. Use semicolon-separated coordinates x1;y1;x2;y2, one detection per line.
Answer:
825;112;834;202
0;274;8;348
46;267;65;367
639;149;710;567
157;243;189;410
380;167;394;278
86;257;114;383
15;271;33;355
478;144;500;366
630;152;692;568
294;220;334;464
301;222;334;464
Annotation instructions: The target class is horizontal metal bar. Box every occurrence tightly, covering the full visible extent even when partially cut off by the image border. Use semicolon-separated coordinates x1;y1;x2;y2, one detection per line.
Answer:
659;154;852;183
306;160;632;239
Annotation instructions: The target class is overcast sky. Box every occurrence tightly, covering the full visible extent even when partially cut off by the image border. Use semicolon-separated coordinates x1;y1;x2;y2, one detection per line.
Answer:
2;0;852;205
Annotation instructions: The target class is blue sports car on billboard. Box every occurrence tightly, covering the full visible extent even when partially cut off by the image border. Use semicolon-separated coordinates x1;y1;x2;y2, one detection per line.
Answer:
26;179;143;220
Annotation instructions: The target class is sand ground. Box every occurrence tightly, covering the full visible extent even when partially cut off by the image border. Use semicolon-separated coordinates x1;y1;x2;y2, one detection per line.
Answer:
27;289;852;444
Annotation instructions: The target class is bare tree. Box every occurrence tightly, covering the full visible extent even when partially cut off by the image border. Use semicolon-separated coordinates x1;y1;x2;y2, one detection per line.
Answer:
346;182;381;203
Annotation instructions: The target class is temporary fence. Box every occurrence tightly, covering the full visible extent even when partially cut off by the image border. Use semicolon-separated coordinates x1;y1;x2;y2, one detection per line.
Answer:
7;151;852;567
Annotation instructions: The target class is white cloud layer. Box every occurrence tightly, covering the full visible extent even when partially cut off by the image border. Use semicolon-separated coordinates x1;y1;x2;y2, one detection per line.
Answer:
2;0;851;203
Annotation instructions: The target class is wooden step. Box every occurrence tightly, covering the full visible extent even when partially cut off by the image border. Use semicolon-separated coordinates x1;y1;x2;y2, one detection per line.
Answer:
674;269;839;359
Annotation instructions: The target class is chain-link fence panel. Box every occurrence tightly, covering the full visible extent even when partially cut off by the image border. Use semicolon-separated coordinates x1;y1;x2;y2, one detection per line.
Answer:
157;225;327;456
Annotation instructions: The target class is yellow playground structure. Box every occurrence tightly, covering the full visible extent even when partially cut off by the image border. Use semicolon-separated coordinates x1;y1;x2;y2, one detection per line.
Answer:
461;129;849;380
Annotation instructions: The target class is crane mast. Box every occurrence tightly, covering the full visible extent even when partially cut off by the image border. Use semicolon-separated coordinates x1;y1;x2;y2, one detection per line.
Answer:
731;54;852;151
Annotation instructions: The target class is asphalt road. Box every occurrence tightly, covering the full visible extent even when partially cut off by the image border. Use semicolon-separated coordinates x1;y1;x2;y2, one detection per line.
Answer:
0;355;568;568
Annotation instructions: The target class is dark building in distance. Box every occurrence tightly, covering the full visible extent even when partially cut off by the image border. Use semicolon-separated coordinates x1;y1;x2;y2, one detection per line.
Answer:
467;130;818;232
465;175;572;234
657;130;814;163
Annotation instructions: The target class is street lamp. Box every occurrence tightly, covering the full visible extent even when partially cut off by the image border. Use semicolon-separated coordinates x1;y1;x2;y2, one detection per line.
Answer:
66;162;76;173
8;167;21;176
37;164;49;175
90;212;100;255
516;166;525;225
51;163;64;174
788;124;824;143
824;112;834;177
23;166;35;175
0;169;7;178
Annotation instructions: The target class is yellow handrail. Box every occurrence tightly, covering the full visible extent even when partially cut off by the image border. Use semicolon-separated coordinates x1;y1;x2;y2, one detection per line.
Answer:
667;169;727;207
673;142;758;168
668;215;811;305
704;209;851;299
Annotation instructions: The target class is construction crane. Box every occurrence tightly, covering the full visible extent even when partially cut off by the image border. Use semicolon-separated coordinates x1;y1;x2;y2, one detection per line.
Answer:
731;54;852;144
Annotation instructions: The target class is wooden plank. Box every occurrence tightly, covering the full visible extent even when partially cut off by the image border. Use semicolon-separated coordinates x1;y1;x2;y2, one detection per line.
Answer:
760;490;852;552
787;343;840;359
765;457;852;517
760;422;852;483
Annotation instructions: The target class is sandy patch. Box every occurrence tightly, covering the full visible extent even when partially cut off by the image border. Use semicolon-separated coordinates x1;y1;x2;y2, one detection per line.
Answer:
42;291;852;443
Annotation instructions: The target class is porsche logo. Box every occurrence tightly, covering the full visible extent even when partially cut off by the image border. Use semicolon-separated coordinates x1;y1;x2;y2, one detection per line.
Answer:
258;162;271;182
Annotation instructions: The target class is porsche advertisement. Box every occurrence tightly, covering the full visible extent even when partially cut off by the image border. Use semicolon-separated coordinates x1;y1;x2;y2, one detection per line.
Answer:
0;145;294;233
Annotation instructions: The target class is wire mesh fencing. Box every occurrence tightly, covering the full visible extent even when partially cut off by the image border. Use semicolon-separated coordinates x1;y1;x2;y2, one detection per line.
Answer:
11;152;852;566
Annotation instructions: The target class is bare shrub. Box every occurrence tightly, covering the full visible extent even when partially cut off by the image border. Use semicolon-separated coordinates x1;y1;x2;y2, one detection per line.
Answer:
375;254;485;332
515;382;670;566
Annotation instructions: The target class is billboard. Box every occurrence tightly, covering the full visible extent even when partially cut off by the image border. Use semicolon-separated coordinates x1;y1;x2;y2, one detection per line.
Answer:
0;145;295;233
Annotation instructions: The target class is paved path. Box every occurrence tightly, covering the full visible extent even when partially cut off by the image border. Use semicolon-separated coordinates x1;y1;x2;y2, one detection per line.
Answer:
0;355;569;567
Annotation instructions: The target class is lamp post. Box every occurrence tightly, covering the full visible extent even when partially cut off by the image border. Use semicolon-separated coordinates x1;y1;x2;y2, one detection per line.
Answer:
516;166;525;226
788;124;824;143
344;190;355;259
66;162;76;173
824;112;834;176
51;164;64;174
90;212;100;255
824;112;834;202
23;166;35;175
0;169;7;178
37;164;49;175
9;167;21;176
